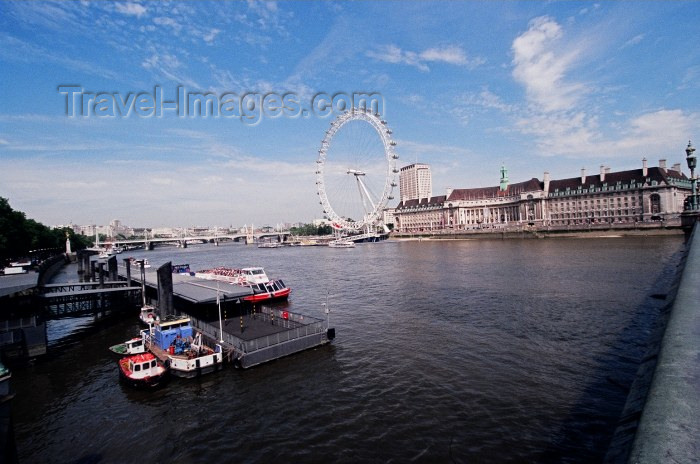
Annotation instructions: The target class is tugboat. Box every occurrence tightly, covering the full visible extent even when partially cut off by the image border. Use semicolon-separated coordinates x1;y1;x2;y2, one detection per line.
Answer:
118;352;168;388
194;267;291;303
144;317;223;378
164;332;223;378
109;335;147;356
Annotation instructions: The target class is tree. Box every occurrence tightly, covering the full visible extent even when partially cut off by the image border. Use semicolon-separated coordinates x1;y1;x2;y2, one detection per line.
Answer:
0;197;91;263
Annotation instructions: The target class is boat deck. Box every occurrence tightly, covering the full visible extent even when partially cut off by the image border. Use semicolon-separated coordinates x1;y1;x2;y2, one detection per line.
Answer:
145;339;170;363
220;313;303;342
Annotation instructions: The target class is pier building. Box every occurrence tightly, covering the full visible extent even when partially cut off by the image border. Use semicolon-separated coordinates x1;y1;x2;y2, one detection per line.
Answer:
394;159;693;232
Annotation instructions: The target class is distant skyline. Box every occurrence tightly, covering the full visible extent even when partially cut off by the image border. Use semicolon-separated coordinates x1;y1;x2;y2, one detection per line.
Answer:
1;1;699;227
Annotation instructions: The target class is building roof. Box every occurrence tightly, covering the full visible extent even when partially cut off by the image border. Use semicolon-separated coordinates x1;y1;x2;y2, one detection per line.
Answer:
447;178;542;201
396;195;446;209
549;167;688;192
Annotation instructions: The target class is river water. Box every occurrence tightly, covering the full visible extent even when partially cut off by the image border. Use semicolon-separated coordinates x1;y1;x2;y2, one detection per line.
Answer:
11;236;684;463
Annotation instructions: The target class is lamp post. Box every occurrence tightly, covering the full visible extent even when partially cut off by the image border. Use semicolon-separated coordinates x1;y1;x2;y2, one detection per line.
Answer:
686;140;697;210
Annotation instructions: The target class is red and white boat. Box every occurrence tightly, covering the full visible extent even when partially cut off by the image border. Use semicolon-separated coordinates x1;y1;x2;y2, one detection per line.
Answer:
118;352;168;388
194;266;291;303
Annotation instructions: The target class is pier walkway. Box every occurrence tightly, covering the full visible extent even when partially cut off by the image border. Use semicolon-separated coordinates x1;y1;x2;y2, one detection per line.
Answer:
0;273;39;298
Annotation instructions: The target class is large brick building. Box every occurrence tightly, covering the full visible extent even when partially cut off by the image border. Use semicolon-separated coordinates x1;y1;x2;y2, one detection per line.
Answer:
393;159;692;232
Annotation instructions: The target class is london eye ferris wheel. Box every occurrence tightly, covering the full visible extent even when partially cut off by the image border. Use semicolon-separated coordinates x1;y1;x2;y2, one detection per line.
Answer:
315;109;399;232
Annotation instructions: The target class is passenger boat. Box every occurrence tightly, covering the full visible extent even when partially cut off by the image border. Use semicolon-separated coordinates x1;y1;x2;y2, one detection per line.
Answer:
328;240;356;248
117;352;168;388
194;267;291;303
145;317;223;378
257;241;282;248
109;335;147;356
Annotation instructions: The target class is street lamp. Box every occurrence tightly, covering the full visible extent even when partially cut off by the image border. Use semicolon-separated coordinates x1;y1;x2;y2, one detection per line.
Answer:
686;140;697;210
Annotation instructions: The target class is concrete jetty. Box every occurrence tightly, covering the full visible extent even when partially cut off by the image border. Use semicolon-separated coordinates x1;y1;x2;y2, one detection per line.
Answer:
120;261;335;368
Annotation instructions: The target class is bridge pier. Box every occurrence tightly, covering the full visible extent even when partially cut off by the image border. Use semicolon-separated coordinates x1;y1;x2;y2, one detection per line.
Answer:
180;240;187;249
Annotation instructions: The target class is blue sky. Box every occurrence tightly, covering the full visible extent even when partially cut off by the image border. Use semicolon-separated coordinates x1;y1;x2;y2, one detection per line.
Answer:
1;1;699;228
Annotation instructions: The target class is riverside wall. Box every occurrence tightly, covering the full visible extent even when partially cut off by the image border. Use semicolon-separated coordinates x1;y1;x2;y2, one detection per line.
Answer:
604;221;700;463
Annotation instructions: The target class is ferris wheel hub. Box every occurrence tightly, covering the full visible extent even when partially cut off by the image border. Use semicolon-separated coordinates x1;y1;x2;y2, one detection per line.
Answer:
346;169;366;176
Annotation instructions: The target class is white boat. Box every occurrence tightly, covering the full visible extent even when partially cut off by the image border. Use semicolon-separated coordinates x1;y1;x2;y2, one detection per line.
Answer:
128;257;151;268
144;317;223;378
139;305;158;325
257;242;283;248
328;240;356;248
109;335;147;356
194;266;291;303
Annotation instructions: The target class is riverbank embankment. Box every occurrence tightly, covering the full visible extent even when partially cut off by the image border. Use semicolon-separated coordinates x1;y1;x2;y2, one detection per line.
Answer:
604;222;699;463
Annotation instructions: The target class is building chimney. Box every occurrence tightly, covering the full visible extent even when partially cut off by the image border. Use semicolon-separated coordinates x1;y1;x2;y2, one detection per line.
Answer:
543;171;551;193
600;165;606;182
642;158;648;177
446;187;453;198
581;167;586;184
672;163;681;173
659;159;667;170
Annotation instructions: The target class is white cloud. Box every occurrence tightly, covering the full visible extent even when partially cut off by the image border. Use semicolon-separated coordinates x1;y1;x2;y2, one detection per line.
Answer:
115;2;147;18
512;16;586;113
203;28;221;44
367;44;482;72
153;16;182;34
621;34;644;49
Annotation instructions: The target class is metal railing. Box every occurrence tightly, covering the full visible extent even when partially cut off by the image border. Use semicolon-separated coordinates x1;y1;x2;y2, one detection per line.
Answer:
190;310;326;355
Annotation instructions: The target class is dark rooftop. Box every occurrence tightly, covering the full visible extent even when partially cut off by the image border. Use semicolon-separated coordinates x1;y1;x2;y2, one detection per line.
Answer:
447;178;542;201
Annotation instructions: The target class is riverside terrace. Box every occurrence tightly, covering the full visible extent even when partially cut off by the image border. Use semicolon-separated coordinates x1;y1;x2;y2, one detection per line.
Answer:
119;261;334;368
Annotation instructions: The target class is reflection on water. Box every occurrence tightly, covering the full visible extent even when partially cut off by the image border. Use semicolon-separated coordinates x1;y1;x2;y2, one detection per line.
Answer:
11;236;684;463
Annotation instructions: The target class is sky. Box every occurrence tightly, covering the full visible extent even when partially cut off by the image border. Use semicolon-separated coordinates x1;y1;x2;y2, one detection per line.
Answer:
1;0;699;228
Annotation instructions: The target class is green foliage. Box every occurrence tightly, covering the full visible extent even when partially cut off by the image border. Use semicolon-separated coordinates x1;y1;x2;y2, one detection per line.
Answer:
0;197;90;262
289;223;334;236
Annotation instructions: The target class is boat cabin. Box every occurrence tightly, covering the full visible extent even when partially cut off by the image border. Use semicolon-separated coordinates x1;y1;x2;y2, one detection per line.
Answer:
240;267;269;284
252;279;286;294
152;317;193;351
128;353;158;374
125;337;144;352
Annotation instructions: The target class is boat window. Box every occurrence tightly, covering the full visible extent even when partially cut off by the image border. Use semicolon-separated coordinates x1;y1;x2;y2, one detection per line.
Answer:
151;360;156;368
134;364;141;372
278;280;285;289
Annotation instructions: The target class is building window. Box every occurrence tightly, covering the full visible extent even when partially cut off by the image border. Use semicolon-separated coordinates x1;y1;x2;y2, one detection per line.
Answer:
650;194;661;214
